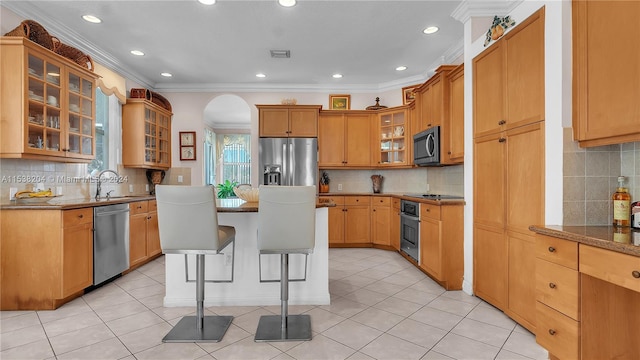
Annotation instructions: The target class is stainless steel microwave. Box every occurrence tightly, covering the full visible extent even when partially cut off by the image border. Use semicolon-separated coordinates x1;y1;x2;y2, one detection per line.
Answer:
413;126;440;166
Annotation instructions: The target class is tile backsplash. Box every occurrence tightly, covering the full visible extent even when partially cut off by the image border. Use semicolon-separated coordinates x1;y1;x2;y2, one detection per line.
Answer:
321;165;464;196
563;128;640;225
0;159;191;202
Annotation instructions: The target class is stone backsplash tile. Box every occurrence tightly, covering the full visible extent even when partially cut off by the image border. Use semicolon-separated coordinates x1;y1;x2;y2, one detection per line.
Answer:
563;177;585;202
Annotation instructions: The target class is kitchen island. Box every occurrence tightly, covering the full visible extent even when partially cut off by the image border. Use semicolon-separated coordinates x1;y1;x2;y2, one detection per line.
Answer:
163;198;331;307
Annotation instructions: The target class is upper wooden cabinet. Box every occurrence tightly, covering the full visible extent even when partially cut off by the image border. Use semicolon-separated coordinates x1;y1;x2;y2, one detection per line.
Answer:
257;105;321;137
1;37;98;162
122;99;172;170
318;110;372;168
415;65;457;133
572;1;640;147
375;106;410;166
473;8;545;138
445;64;464;164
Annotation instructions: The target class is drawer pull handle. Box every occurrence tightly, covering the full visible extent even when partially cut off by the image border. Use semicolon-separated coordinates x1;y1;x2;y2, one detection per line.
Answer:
633;270;640;279
498;120;506;125
549;282;556;289
548;246;556;253
548;329;556;336
78;214;83;219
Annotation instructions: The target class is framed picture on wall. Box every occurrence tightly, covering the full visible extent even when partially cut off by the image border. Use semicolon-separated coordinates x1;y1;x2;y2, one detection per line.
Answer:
402;84;421;105
179;131;196;161
329;94;351;110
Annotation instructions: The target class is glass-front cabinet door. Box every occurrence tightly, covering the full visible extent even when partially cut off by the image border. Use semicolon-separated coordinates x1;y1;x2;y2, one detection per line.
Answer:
24;49;96;159
67;70;95;158
26;53;63;155
157;112;171;166
378;109;407;166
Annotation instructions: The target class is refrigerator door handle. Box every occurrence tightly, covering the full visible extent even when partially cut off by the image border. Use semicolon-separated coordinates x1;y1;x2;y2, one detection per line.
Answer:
289;142;295;186
282;142;288;186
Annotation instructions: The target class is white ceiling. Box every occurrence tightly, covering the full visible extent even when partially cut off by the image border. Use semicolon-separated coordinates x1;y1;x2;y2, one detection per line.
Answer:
3;0;466;93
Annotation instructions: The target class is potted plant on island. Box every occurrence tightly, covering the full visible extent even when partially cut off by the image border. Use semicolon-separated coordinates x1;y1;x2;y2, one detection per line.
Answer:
216;179;239;199
319;171;330;193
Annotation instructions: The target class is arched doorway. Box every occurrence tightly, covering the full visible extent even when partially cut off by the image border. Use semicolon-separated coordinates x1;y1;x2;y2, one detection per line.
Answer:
202;95;251;189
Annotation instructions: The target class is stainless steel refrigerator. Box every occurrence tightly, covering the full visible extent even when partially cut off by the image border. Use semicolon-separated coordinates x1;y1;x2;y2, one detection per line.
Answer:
259;138;317;186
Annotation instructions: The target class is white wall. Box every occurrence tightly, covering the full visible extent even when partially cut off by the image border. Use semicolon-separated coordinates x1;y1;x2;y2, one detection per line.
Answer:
461;0;567;295
162;90;403;186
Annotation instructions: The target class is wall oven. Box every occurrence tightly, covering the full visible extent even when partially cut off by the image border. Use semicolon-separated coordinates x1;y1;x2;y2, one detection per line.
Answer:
413;126;440;166
400;200;420;262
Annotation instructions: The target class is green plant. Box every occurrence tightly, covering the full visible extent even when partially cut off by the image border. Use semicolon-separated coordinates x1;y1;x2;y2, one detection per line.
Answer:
216;179;239;199
320;171;330;185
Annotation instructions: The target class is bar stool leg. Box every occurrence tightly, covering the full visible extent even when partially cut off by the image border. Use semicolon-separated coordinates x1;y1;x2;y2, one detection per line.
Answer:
162;254;233;343
255;253;312;342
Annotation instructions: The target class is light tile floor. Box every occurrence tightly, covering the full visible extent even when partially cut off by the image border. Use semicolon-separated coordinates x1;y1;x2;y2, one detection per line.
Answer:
1;248;548;360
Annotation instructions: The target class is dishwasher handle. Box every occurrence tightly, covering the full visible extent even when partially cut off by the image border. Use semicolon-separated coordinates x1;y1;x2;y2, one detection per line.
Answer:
94;208;130;217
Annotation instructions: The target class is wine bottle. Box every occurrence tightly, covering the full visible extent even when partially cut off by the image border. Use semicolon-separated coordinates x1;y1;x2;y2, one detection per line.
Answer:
612;176;631;227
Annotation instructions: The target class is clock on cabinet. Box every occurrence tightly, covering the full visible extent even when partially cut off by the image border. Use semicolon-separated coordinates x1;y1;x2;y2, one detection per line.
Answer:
179;131;196;160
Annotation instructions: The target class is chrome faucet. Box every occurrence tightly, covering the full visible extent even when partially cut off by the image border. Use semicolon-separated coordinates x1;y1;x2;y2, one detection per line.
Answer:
95;169;120;200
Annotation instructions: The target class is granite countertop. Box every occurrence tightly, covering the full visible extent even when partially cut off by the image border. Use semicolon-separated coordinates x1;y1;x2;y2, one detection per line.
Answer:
530;225;640;257
0;195;156;210
1;196;336;212
318;192;466;205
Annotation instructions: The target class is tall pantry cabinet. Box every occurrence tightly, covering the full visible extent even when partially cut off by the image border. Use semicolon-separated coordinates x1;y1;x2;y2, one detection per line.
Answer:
473;7;545;333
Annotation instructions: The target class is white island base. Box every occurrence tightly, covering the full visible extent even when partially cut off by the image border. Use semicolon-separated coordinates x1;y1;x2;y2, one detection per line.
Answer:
163;207;329;307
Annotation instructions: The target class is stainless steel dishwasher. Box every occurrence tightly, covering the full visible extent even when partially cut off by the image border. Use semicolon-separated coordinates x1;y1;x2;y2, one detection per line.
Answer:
93;203;130;285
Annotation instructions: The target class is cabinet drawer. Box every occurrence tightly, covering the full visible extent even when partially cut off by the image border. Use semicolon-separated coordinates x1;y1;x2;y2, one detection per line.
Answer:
535;234;578;270
320;195;344;206
345;196;371;206
536;302;579;360
420;203;441;220
392;197;400;209
579;245;640;293
536;258;579;320
129;201;149;215
63;208;93;227
372;196;390;207
148;200;157;212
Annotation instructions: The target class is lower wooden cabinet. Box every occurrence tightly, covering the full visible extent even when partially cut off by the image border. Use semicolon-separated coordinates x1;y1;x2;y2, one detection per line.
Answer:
345;196;371;244
391;198;401;250
371;196;391;246
62;208;94;297
419;203;464;290
1;208;94;310
129;200;160;269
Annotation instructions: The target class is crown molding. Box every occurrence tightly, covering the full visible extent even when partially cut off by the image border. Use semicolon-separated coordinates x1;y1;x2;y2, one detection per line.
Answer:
3;2;463;94
2;1;155;89
451;0;524;23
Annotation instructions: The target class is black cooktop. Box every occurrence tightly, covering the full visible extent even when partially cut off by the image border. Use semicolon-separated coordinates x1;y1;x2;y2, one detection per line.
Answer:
403;193;464;200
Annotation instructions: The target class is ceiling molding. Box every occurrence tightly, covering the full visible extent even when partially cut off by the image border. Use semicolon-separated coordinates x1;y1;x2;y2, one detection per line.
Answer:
2;1;155;89
451;0;524;23
3;2;464;94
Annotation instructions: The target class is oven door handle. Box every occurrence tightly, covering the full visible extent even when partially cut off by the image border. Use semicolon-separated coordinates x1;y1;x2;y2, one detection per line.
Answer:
401;213;420;222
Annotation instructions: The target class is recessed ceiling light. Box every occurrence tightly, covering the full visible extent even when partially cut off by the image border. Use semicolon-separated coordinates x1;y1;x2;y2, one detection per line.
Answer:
256;73;266;78
82;15;102;24
278;0;296;7
396;66;407;71
423;26;439;34
161;73;173;77
130;50;144;56
332;74;343;79
198;0;216;4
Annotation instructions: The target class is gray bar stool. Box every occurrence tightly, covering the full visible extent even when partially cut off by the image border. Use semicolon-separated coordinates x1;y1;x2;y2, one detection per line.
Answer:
255;185;316;342
156;185;235;343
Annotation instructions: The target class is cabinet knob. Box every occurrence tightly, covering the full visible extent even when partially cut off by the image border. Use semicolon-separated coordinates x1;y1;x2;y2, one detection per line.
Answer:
498;120;506;125
548;329;556;336
548;282;556;289
632;270;640;279
78;214;83;219
498;138;506;143
548;246;556;253
373;209;376;212
426;208;430;212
